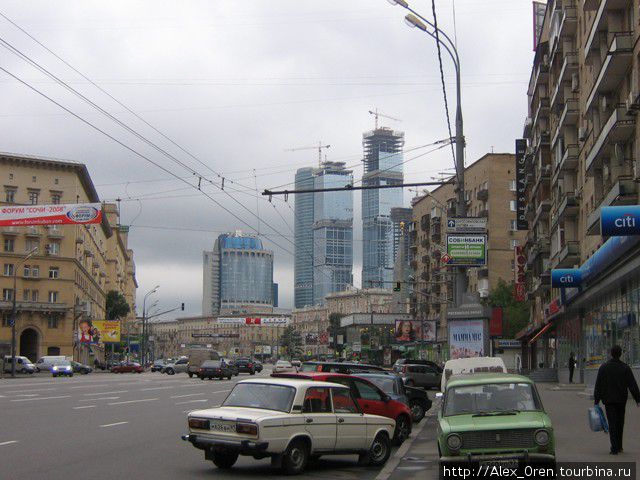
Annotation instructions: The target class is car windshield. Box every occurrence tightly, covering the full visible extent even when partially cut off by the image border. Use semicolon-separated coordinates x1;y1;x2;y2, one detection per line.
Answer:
202;361;221;367
223;383;295;412
361;376;396;395
444;382;541;416
54;360;71;366
299;363;316;372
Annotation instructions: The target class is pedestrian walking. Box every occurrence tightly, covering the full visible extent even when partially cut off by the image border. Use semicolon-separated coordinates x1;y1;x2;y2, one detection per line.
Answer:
568;352;576;383
593;345;640;455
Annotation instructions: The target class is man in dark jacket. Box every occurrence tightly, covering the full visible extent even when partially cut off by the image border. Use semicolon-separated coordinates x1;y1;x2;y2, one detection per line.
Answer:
594;345;640;454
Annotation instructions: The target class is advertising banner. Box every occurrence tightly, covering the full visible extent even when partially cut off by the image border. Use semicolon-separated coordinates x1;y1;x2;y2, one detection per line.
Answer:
601;205;640;236
217;317;290;325
394;320;424;342
551;268;582;288
515;139;528;230
77;320;120;344
446;234;487;266
514;246;526;301
0;203;102;227
449;320;486;359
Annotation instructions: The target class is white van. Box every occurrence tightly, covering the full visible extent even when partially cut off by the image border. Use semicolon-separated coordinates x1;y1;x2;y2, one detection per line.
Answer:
3;356;35;374
35;356;67;372
441;357;506;391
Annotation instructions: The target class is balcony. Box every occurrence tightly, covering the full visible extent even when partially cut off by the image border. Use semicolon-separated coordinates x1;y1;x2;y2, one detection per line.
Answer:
585;33;634;112
1;226;19;236
556;241;580;268
586;176;638;234
553;144;579;184
532;200;552;227
528;60;549;97
531;272;551;294
585;0;629;53
557;5;578;38
585;107;636;174
523;116;533;137
46;226;64;238
527;236;551;266
476;188;489;201
552;99;579;147
550;52;578;109
552;192;579;227
0;301;69;313
533;97;550;128
25;226;41;237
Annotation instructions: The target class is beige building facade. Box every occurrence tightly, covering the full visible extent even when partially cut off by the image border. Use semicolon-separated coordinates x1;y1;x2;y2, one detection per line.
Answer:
0;153;137;364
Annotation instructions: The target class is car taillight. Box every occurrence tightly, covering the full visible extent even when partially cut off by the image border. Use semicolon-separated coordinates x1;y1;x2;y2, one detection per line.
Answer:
248;363;253;368
188;417;210;429
236;422;258;436
198;368;203;373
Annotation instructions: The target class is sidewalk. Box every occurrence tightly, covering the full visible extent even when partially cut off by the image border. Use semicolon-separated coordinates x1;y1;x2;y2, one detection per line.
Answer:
380;383;640;480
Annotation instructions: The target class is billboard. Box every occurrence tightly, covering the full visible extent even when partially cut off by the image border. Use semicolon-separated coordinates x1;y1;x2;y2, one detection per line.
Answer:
514;246;526;301
77;320;120;344
394;320;424;343
217;317;290;325
448;320;486;359
0;203;102;227
515;139;528;230
601;205;640;236
446;234;487;266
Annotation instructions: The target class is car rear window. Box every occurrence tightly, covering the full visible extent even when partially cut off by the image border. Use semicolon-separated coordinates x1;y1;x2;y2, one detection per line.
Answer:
202;361;221;367
223;383;295;412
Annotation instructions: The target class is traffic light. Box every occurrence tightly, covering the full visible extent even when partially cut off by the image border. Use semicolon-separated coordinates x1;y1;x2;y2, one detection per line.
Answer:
393;282;401;292
181;303;185;311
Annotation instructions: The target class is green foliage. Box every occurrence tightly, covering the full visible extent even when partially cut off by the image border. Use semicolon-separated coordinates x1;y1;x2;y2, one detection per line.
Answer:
280;325;303;359
486;279;529;338
106;290;131;321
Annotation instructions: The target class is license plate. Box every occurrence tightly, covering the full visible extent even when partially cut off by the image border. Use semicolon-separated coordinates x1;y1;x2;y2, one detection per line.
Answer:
480;459;518;469
210;422;236;433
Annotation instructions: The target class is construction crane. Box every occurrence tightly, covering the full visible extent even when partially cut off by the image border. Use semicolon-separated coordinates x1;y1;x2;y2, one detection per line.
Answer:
368;108;401;129
285;141;331;166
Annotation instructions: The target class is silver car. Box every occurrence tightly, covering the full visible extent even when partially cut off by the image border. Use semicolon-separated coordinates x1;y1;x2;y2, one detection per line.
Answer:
163;357;189;375
401;364;442;389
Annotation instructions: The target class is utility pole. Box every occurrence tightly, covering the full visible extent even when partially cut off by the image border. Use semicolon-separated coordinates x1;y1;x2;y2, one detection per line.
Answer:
10;247;38;378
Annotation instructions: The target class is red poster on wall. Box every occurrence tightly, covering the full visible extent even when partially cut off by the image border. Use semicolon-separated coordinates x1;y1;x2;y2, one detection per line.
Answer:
514;246;526;302
490;307;504;338
0;203;102;226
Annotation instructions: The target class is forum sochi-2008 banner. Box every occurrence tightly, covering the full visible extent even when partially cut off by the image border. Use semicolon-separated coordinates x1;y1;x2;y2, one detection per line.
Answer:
0;203;102;226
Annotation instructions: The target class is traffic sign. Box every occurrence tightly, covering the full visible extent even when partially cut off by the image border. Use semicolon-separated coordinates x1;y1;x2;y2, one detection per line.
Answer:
446;217;487;234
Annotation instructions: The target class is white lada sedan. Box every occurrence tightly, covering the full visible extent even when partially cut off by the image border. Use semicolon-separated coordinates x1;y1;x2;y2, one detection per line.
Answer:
182;378;396;475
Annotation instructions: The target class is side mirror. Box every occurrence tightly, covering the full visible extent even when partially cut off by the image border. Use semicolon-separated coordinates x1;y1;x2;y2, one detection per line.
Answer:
435;392;443;399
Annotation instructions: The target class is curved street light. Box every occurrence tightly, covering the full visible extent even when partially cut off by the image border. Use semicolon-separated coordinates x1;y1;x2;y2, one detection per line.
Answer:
141;285;159;365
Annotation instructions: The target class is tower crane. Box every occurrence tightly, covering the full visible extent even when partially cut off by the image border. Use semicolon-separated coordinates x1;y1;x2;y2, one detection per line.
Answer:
368;108;401;129
285;141;331;166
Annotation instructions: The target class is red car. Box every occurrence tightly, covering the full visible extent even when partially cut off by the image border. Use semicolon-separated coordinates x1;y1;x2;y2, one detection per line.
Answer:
111;362;144;373
272;371;412;445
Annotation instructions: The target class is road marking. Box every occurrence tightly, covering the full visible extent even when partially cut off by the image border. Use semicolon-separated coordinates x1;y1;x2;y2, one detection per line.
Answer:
5;388;56;394
170;393;205;399
0;441;19;446
108;398;158;406
175;399;208;405
140;386;174;391
83;390;128;396
79;397;120;402
99;421;129;428
12;394;39;397
10;395;71;402
71;384;109;389
73;405;97;409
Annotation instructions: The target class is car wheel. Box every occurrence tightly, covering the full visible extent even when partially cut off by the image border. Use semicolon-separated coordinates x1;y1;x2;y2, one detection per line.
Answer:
52;374;57;378
393;415;411;445
359;432;391;467
69;373;74;377
227;375;232;380
188;372;194;378
409;401;426;423
250;370;255;375
167;369;175;375
212;450;239;469
282;439;309;475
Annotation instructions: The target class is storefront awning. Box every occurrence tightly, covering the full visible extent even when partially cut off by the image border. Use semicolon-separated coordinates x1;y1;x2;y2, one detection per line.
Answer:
528;322;554;345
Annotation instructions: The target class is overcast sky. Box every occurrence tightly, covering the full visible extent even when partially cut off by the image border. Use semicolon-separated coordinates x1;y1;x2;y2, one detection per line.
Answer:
0;0;535;317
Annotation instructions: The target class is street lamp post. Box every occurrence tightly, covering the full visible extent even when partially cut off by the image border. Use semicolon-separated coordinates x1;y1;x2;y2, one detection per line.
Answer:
388;0;468;305
10;247;38;378
141;285;159;366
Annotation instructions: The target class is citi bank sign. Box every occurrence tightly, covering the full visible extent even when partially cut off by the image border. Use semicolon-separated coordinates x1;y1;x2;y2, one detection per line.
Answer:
551;269;582;288
601;206;640;236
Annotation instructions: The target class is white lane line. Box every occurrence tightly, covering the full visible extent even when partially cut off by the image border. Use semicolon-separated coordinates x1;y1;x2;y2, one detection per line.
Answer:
5;388;56;394
70;384;109;389
73;405;97;410
99;421;129;428
83;390;128;396
10;395;71;402
0;441;19;446
139;386;173;391
175;399;208;405
12;394;39;397
170;393;205;399
79;397;120;402
108;398;158;406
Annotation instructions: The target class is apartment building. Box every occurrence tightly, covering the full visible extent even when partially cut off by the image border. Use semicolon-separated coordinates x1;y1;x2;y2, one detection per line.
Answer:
0;153;137;363
521;0;640;385
411;153;525;348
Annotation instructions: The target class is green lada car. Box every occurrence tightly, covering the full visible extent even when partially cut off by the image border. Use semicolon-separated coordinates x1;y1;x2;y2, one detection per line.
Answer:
438;373;555;470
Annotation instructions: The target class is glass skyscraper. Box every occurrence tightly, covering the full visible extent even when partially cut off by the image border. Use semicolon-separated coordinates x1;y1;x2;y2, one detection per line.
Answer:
362;127;405;289
294;162;354;308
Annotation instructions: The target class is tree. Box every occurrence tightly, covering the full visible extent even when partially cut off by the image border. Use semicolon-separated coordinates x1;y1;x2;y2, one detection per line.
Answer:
485;279;529;338
106;290;131;321
280;325;303;359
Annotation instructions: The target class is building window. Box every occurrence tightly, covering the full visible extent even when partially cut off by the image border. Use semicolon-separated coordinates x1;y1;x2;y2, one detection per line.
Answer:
510;239;520;249
49;267;60;279
3;263;14;276
510;219;518;231
23;289;30;301
1;313;10;327
32;176;36;183
511;259;515;271
4;188;16;203
26;238;39;253
28;190;39;205
509;180;517;192
32;290;39;302
48;291;59;303
4;238;14;252
3;288;14;301
50;192;62;204
47;242;60;255
509;200;517;212
47;317;58;329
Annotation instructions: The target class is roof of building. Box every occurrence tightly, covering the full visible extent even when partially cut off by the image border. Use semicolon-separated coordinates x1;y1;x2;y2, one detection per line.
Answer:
218;231;264;250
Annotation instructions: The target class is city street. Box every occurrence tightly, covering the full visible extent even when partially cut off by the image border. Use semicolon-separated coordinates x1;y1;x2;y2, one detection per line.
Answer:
0;368;408;480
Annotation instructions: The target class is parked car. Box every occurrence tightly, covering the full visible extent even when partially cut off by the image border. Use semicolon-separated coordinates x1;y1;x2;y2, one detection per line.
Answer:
233;357;257;375
401;364;442;389
198;360;234;380
182;378;395;474
51;359;74;377
3;355;35;374
151;359;167;372
163;357;189;375
299;362;385;374
70;361;92;374
274;360;296;373
392;358;442;374
272;371;412;445
111;362;144;373
290;359;302;368
438;373;555;470
34;355;67;373
253;360;263;373
358;372;432;423
187;348;220;378
221;358;239;376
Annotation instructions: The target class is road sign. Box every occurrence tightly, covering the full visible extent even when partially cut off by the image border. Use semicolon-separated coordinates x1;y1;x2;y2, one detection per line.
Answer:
446;234;487;266
446;217;487;234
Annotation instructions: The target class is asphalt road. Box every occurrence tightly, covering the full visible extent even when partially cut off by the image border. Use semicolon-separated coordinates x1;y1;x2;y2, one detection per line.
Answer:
0;369;411;480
